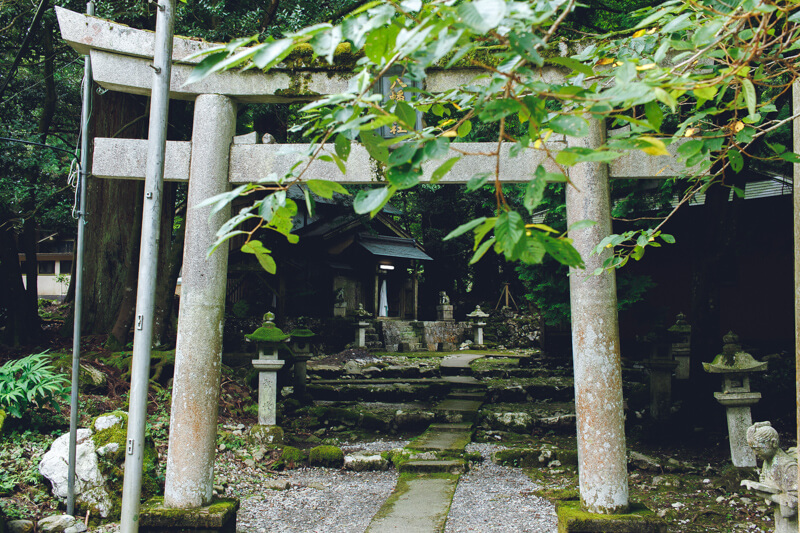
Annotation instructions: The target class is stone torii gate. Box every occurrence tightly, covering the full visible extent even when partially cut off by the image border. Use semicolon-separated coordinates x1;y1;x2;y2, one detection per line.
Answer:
58;6;701;527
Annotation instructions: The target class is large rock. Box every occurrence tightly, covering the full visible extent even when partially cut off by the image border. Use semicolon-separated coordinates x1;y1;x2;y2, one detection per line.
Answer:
38;413;157;519
37;515;84;533
7;520;33;533
483;411;533;432
344;452;389;471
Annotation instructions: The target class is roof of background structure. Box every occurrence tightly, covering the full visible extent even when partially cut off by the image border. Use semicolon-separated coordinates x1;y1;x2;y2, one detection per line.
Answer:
357;235;432;261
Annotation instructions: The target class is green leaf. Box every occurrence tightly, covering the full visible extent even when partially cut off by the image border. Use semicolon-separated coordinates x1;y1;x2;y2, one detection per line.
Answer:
395;101;418;128
542;236;584;268
644;101;663;132
185;51;228;86
387;165;420;190
354;187;393;215
567;220;597;232
495;211;525;249
423;137;450;160
633;5;675;30
693;85;717;101
741;78;757;116
548;115;590;137
365;25;398;64
727;148;744;173
466;173;491;191
360;130;390;163
469;237;496;264
654;88;677;112
546;57;594;77
252;39;294;70
479;99;523;122
389;143;418;165
676;139;703;159
430;157;460;184
457;121;472;138
335;134;351;162
524;168;547;214
457;0;506;34
444;217;487;241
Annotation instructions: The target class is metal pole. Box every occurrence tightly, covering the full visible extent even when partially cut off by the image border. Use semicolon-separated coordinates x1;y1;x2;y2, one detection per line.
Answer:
792;81;800;531
119;1;175;531
67;0;94;517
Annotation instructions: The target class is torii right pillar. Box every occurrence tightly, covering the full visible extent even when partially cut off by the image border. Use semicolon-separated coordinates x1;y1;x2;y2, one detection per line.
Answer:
565;119;629;514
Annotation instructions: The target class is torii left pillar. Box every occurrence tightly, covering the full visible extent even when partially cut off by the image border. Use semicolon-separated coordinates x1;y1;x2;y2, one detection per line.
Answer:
164;94;236;509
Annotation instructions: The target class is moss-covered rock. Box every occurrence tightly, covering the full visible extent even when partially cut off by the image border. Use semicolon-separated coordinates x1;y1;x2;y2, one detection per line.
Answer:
308;445;344;468
89;411;161;519
556;500;667;532
280;446;306;468
248;424;284;445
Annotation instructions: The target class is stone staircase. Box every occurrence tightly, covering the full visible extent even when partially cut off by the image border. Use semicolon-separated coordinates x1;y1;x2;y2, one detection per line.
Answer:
363;322;383;351
366;355;487;532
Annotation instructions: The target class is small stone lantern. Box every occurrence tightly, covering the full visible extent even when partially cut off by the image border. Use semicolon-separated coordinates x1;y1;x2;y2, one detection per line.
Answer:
355;304;372;348
289;326;315;401
703;331;767;468
668;312;692;380
466;305;489;348
245;312;289;444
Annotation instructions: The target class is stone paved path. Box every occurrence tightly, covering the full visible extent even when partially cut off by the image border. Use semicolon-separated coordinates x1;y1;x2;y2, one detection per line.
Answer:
365;354;487;532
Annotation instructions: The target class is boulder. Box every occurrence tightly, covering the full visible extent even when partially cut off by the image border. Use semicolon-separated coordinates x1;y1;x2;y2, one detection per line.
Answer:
344;452;389;471
38;412;159;519
37;515;81;533
7;520;34;533
629;451;662;472
38;429;111;515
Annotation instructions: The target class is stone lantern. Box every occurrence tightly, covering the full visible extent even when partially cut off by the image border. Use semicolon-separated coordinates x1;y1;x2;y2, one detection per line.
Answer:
245;312;289;444
466;305;489;348
355;304;372;348
289;326;315;402
703;331;767;467
668;312;691;380
643;330;678;421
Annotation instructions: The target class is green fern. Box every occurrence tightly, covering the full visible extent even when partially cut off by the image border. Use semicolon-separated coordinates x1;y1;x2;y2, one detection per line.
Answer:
0;352;70;418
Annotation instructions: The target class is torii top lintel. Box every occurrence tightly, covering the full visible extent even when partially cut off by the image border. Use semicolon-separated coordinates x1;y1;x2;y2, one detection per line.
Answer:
57;7;694;183
56;7;535;103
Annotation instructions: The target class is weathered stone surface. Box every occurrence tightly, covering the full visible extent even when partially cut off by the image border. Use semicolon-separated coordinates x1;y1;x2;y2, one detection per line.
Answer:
37;515;80;533
38;430;113;515
393;410;435;429
344;452;389;472
248;425;284;445
629;452;662;472
139;497;239;531
7;520;33;533
94;414;123;432
483;411;533;432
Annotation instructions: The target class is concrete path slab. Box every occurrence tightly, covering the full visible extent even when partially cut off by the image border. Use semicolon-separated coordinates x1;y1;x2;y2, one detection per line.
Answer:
407;428;472;452
440;354;485;376
400;460;466;474
367;475;458;532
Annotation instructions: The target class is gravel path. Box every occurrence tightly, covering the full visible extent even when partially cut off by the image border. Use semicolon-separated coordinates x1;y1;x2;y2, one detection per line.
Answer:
445;443;557;533
93;440;558;532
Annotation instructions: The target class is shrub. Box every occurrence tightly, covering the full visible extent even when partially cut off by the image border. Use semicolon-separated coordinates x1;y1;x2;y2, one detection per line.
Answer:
0;352;69;418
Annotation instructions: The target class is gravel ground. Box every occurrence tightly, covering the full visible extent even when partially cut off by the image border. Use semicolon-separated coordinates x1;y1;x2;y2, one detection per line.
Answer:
445;443;557;533
91;440;558;532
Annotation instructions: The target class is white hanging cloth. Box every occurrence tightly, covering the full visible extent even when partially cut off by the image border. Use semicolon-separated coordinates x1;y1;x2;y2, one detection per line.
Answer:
379;280;389;317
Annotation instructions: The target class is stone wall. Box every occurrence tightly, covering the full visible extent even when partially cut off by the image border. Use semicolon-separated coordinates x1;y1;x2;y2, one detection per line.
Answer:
379;320;470;351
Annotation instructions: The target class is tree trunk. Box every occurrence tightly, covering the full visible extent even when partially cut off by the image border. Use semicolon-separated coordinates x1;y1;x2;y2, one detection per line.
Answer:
0;222;36;346
152;184;186;347
106;182;144;350
79;90;148;335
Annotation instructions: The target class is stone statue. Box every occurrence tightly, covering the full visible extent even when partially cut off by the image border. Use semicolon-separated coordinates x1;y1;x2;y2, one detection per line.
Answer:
334;287;346;305
355;303;371;317
439;291;450;305
741;421;798;533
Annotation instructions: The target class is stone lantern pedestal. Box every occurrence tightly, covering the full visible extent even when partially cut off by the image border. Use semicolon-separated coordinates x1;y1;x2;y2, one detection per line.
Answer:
289;327;315;402
466;305;489;348
703;332;767;468
245;313;289;445
436;291;453;322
